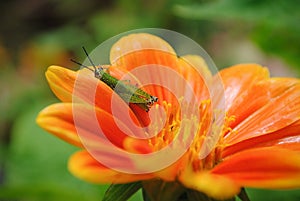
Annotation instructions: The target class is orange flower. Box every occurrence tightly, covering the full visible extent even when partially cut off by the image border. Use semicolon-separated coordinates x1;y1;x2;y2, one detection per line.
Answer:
36;33;300;200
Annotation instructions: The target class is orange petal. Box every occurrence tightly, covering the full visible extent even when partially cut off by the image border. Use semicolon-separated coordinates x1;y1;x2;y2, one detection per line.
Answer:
46;65;144;127
272;136;300;151
111;48;181;104
46;65;116;110
110;34;211;103
110;33;176;66
219;64;269;113
112;52;210;107
225;78;300;144
68;150;153;184
180;164;240;199
178;55;211;100
223;119;300;157
123;137;153;154
180;55;212;82
45;65;76;102
36;103;83;147
37;103;147;149
213;147;300;189
215;64;270;128
225;78;271;129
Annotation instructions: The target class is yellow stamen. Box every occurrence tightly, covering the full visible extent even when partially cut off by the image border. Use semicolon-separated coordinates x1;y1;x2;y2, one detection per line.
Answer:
148;99;235;172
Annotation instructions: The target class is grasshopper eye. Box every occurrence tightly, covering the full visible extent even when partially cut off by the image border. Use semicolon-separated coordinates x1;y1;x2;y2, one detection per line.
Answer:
151;96;158;102
147;96;159;105
150;96;158;103
94;68;102;79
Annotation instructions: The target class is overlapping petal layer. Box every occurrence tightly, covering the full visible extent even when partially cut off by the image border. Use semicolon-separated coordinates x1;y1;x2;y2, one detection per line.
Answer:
69;150;153;183
37;102;152;151
110;33;211;105
213;147;300;189
225;77;300;145
37;33;300;200
45;65;150;126
180;166;240;199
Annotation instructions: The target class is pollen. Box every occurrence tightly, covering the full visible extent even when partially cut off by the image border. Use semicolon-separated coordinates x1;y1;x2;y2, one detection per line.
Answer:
147;98;235;172
148;101;181;150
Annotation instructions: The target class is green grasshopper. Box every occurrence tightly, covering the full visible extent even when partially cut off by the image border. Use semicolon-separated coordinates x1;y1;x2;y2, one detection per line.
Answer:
71;47;158;112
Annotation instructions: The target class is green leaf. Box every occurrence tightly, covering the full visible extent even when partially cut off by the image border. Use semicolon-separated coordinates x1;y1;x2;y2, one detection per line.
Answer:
237;188;250;201
245;188;300;201
103;182;142;201
173;0;300;28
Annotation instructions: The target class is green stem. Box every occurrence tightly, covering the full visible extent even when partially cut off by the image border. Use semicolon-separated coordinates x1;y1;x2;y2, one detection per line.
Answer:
142;180;237;201
142;180;185;201
186;189;236;201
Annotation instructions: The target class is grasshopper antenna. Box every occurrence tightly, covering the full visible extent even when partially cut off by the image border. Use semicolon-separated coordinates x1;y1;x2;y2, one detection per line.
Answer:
70;59;94;73
82;46;100;71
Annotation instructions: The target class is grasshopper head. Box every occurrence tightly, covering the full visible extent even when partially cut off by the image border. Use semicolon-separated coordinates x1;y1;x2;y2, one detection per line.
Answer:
94;66;104;79
147;96;158;106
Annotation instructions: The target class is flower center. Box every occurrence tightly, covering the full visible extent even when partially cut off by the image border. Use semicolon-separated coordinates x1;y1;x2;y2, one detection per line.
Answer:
148;101;181;150
147;99;235;172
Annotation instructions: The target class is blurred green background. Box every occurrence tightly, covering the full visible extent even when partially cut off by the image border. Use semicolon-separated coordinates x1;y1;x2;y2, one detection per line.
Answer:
0;0;299;200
